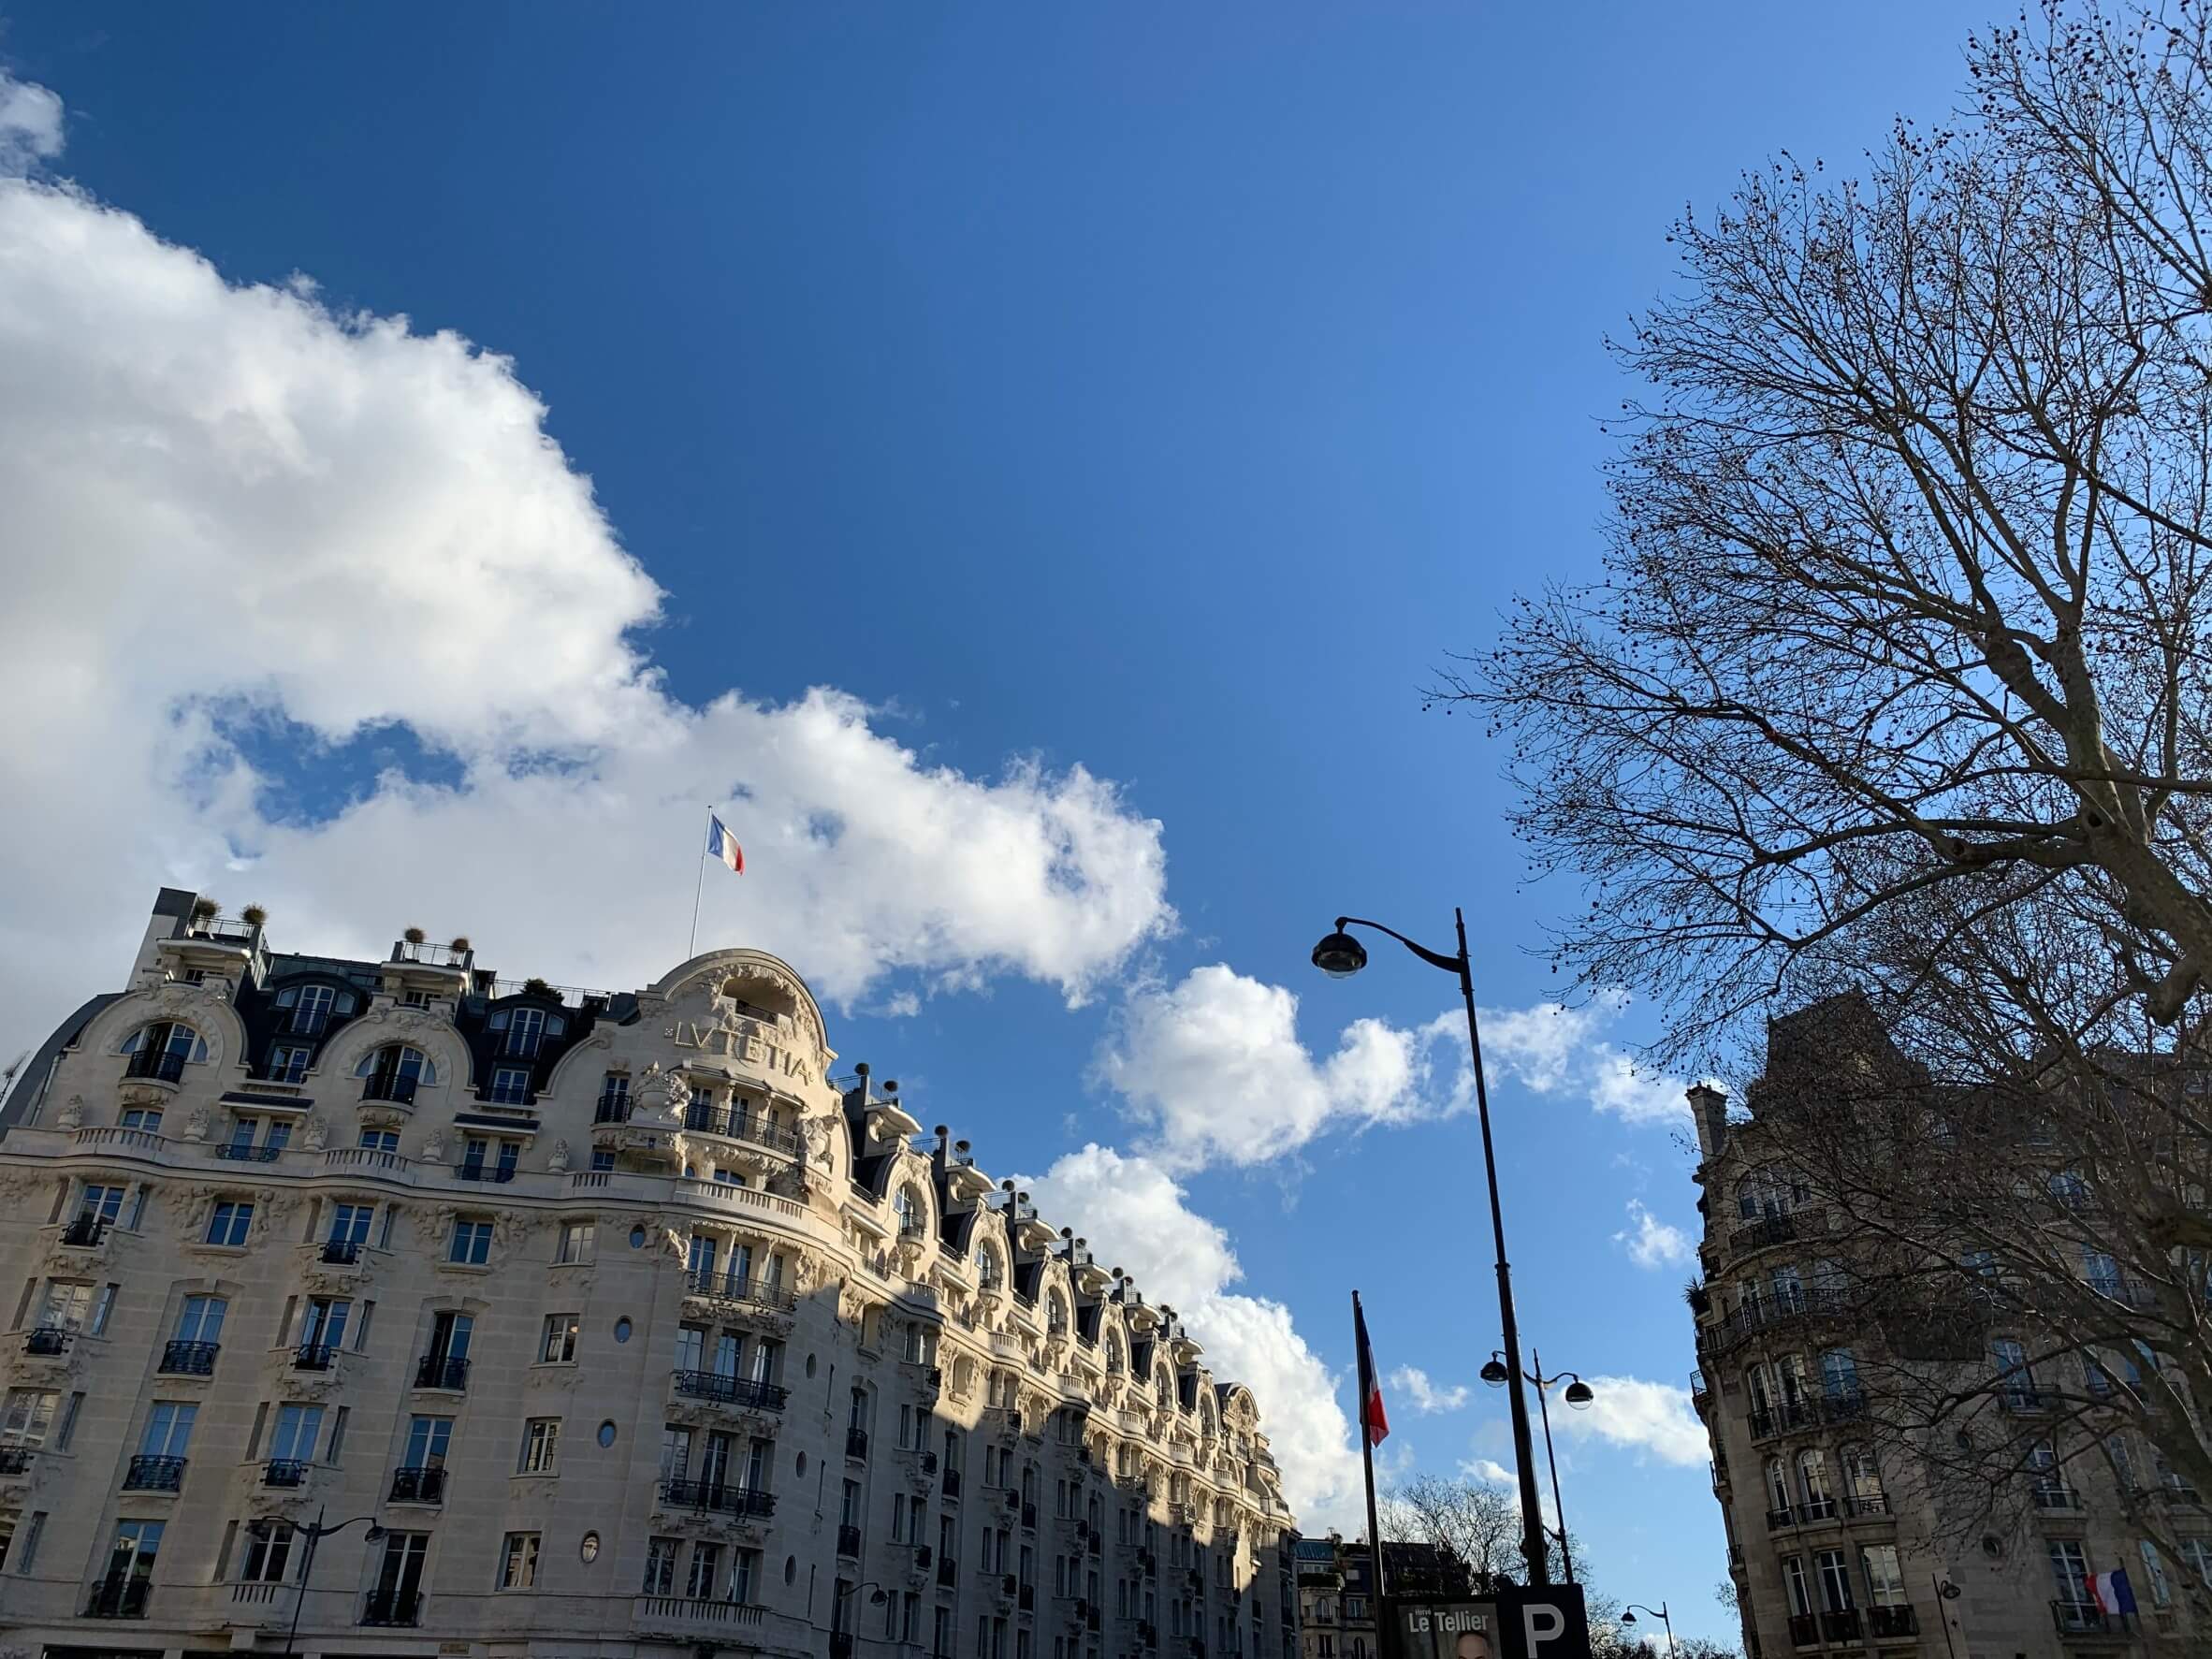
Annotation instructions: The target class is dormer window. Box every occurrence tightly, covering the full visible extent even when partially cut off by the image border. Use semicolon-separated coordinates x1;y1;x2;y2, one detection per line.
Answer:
490;1005;565;1059
272;983;357;1037
1046;1291;1069;1337
895;1186;928;1243
978;1244;1005;1291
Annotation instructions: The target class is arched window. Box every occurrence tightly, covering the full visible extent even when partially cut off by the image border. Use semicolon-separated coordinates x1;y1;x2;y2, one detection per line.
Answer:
1841;1445;1884;1508
978;1242;1004;1290
1765;1457;1790;1520
1106;1329;1126;1375
895;1185;927;1242
1820;1348;1861;1404
1737;1167;1804;1220
1770;1263;1805;1315
1157;1365;1175;1405
357;1044;434;1103
1046;1290;1069;1336
1743;1363;1771;1416
1797;1448;1834;1518
121;1021;207;1080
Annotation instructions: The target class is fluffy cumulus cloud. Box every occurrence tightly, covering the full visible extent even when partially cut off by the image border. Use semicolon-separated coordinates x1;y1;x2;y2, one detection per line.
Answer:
1093;966;1473;1170
0;78;1173;1062
1553;1375;1707;1466
1613;1200;1695;1271
1388;1365;1470;1416
1479;992;1692;1128
1018;1145;1364;1529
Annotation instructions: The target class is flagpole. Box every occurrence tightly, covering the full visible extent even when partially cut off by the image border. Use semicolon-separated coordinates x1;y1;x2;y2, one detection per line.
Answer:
1353;1290;1392;1659
688;805;714;959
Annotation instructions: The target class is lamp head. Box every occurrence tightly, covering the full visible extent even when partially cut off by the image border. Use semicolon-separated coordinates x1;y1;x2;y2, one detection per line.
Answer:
1311;929;1368;979
1619;1610;1637;1626
1563;1379;1594;1409
1479;1356;1510;1388
870;1588;889;1607
364;1524;386;1543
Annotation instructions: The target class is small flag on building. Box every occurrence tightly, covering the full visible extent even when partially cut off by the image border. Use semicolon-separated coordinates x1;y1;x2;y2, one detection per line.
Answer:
2090;1567;2136;1615
706;814;744;875
1354;1293;1390;1446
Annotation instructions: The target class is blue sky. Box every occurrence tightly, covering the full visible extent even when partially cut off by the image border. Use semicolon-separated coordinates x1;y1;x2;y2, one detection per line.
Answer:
0;2;1997;1637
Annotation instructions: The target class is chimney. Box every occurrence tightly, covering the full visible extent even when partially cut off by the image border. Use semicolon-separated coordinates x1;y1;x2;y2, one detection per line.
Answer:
1687;1082;1729;1160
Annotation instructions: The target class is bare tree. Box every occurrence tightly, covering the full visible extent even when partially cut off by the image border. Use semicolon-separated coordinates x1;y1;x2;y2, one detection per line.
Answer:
1377;1473;1521;1592
1447;2;2212;1061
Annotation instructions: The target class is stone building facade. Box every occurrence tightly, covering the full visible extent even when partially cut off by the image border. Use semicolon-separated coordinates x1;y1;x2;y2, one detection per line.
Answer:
0;889;1298;1659
1686;1001;2208;1659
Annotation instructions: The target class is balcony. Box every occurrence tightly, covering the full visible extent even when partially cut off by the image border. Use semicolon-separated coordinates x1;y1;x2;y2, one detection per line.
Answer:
1819;1611;1860;1641
361;1590;423;1627
634;1596;765;1631
125;1049;186;1084
683;1269;799;1314
0;1445;31;1475
1819;1390;1868;1424
24;1326;71;1356
361;1071;418;1105
1999;1389;2045;1414
85;1576;152;1619
829;1635;854;1659
389;1465;446;1504
594;1094;631;1124
159;1339;219;1375
1019;1582;1035;1611
2052;1601;2132;1636
320;1240;362;1265
1868;1606;1917;1638
1022;1501;1038;1529
939;1556;958;1589
1785;1613;1818;1647
671;1370;791;1412
59;1215;107;1247
1843;1492;1890;1518
264;1459;310;1488
943;1467;962;1498
216;1142;284;1162
1765;1506;1794;1532
1731;1211;1798;1252
847;1427;869;1460
837;1522;860;1557
659;1477;777;1518
1798;1496;1837;1522
415;1353;469;1390
294;1343;336;1371
2031;1484;2080;1510
453;1162;517;1184
124;1453;187;1492
681;1102;805;1158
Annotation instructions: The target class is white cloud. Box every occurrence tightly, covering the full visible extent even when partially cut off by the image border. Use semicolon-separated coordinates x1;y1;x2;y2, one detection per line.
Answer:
1479;992;1690;1128
1613;1200;1695;1271
1093;966;1467;1171
0;154;1176;1061
1388;1365;1470;1416
1554;1375;1708;1466
1019;1144;1363;1530
1463;1456;1515;1487
0;72;64;175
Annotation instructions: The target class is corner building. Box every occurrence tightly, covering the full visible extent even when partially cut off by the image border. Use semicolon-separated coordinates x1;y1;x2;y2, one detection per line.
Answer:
0;890;1299;1659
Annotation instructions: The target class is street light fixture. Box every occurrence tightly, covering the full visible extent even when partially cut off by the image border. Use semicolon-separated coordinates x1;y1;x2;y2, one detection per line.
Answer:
1621;1601;1678;1659
260;1506;386;1659
1312;908;1551;1585
1486;1349;1593;1582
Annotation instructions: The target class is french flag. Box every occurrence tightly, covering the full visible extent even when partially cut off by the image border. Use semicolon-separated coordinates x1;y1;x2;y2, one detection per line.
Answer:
706;814;744;875
2090;1567;2136;1615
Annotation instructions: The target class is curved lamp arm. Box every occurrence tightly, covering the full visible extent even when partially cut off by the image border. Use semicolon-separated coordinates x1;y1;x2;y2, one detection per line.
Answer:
1334;915;1463;975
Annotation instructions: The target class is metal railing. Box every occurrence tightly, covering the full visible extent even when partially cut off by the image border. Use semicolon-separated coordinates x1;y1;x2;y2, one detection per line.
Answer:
836;1523;860;1557
85;1575;152;1619
60;1215;108;1247
595;1094;631;1124
361;1072;418;1104
1843;1491;1890;1517
1820;1610;1861;1641
264;1459;309;1488
1868;1606;1916;1637
682;1269;798;1312
361;1590;423;1627
0;1445;32;1475
453;1162;517;1183
159;1339;219;1375
681;1103;803;1157
295;1343;336;1371
216;1143;283;1162
321;1240;362;1264
415;1353;469;1390
847;1427;868;1460
25;1326;71;1356
389;1465;446;1504
671;1371;790;1411
123;1454;187;1492
658;1477;776;1518
125;1050;186;1084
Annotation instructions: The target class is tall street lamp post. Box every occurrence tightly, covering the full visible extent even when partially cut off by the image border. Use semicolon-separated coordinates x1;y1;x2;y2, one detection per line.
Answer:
1485;1348;1592;1582
1620;1601;1679;1659
263;1507;385;1659
1312;908;1551;1585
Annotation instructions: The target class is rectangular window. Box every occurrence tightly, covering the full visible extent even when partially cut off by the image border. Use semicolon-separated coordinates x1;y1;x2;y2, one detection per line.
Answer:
328;1204;372;1246
206;1201;254;1246
39;1281;92;1333
290;985;336;1036
405;1415;455;1468
520;1419;560;1474
733;1548;760;1605
541;1314;580;1363
301;1297;351;1351
449;1220;493;1264
358;1128;400;1155
1781;1554;1812;1617
269;1045;312;1084
139;1400;196;1457
118;1106;162;1132
269;1404;325;1464
80;1184;128;1224
1;1389;60;1447
643;1536;679;1595
2140;1540;2173;1608
241;1521;295;1583
371;1532;429;1619
490;1066;531;1104
685;1541;721;1600
503;1007;546;1058
2050;1540;2091;1608
558;1221;594;1263
1860;1544;1905;1606
499;1533;540;1589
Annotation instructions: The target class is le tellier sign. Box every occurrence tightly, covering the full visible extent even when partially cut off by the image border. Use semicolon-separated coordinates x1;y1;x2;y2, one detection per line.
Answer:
1393;1586;1594;1659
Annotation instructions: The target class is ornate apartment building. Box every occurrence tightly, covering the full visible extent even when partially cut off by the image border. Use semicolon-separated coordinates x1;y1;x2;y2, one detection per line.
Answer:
0;889;1299;1659
1686;1000;2209;1659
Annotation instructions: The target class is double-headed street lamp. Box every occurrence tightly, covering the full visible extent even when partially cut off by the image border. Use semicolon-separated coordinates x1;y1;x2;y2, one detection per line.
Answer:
1620;1601;1678;1658
1485;1348;1592;1583
258;1506;386;1659
1313;908;1550;1585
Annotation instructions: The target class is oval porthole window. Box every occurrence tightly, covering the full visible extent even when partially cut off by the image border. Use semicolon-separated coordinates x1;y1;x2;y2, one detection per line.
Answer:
795;1451;808;1478
598;1420;618;1448
614;1317;633;1344
580;1532;601;1564
629;1225;647;1249
784;1555;797;1585
805;1352;819;1378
